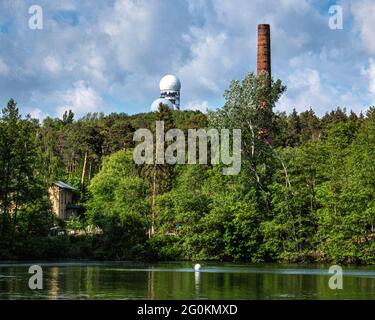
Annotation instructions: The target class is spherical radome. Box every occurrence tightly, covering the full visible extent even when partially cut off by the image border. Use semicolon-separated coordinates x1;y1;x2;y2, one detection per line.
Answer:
150;98;174;111
159;74;181;91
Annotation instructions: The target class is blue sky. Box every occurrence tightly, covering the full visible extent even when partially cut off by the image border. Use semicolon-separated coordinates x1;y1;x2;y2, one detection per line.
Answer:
0;0;374;119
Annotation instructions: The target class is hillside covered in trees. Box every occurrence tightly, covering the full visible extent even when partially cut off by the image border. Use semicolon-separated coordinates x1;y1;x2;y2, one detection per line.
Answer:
0;72;374;264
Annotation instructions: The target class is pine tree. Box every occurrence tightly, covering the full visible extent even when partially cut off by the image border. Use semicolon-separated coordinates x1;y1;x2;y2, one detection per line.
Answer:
286;108;302;147
0;99;49;251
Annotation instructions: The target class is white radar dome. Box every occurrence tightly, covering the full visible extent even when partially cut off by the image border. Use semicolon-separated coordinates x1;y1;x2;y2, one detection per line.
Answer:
159;74;181;91
150;98;174;111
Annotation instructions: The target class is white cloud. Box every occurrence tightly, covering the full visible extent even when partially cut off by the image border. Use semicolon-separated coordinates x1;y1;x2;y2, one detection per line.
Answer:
351;0;375;54
81;51;108;84
44;56;62;74
362;59;375;97
183;100;209;113
278;68;329;114
25;107;49;121
56;81;103;118
54;0;77;11
278;68;367;115
280;0;309;11
98;0;189;74
179;31;230;99
0;0;373;117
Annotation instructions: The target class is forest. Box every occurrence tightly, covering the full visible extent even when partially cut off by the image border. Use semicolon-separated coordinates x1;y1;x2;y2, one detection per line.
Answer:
0;72;374;264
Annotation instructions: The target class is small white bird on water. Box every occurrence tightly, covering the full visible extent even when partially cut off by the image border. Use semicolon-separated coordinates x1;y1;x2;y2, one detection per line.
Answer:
194;264;201;271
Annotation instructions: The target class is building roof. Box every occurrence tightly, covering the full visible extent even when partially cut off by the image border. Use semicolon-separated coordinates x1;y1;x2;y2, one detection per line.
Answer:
54;181;77;191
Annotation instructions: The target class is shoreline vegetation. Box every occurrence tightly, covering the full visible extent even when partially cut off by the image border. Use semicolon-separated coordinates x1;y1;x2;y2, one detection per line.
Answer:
0;73;374;264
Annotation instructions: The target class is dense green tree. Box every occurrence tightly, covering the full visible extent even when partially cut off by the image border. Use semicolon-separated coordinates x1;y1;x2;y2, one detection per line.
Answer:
209;72;286;208
272;111;288;147
87;150;150;259
62;109;74;125
321;107;348;128
315;117;374;263
286;108;302;147
263;143;323;262
299;108;321;143
0;99;52;256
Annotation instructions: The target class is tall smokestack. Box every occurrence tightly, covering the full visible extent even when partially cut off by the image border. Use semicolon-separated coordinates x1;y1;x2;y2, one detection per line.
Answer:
257;24;271;76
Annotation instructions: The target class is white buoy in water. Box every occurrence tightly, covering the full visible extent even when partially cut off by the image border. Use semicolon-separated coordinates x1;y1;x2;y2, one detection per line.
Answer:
194;264;201;271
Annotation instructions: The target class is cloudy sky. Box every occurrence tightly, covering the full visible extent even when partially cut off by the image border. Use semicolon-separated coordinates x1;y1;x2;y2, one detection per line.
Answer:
0;0;374;119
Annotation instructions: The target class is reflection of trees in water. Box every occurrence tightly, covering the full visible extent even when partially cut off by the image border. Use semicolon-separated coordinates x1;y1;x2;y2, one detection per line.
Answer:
0;267;18;297
48;267;59;299
148;270;154;299
86;266;94;298
1;264;375;299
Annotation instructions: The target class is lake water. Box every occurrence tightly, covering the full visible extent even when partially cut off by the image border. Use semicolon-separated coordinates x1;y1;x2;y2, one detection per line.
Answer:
0;262;374;299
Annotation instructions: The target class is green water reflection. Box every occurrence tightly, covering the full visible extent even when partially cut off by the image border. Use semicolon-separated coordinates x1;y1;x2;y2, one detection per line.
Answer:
0;262;374;299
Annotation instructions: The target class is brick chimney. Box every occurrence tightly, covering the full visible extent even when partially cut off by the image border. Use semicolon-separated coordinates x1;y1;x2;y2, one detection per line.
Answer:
257;24;271;76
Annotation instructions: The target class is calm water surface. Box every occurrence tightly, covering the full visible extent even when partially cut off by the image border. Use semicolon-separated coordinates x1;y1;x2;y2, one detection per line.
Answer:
0;261;374;299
